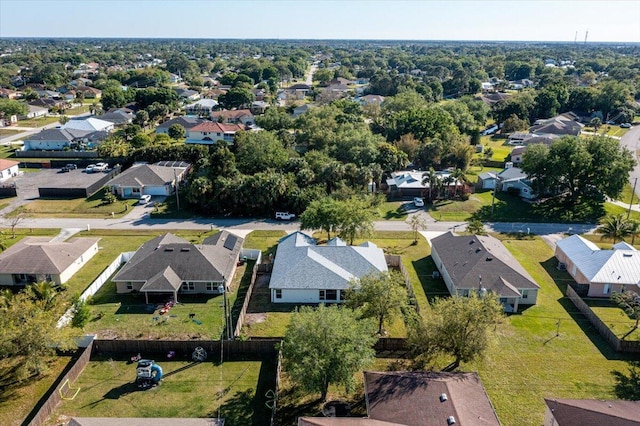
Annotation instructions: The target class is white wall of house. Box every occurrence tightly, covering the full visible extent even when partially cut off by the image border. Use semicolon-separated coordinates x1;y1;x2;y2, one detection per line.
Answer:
115;280;225;295
0;165;19;181
24;140;70;151
271;288;345;304
59;242;100;284
0;272;61;286
186;130;235;145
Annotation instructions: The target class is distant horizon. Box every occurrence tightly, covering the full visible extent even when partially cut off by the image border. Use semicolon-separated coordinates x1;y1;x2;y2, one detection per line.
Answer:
1;0;638;42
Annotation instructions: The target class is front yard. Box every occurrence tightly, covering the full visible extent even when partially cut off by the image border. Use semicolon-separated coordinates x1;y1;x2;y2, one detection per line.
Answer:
9;194;139;219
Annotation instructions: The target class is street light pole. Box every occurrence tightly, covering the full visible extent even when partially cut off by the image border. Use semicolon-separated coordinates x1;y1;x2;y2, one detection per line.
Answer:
627;177;637;220
174;168;180;211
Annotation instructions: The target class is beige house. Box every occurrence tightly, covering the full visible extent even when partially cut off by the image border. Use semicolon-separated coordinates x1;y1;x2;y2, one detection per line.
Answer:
0;237;100;286
555;235;640;297
431;231;539;312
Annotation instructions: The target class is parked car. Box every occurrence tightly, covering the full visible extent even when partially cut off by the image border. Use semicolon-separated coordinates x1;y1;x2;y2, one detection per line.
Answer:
138;194;152;205
65;164;78;170
481;124;499;136
413;197;425;208
59;166;70;173
85;164;97;173
94;162;109;172
275;211;295;221
620;123;632;128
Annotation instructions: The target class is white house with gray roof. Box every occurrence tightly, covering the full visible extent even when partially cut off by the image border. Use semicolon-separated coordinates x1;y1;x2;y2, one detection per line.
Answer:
269;232;388;304
106;161;190;198
0;237;100;286
555;235;640;297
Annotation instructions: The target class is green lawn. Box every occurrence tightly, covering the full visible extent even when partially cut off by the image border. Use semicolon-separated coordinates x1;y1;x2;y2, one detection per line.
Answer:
428;190;534;222
585;298;640;341
583;125;631;138
50;358;275;426
149;192;194;219
0;356;73;426
0;129;24;139
377;201;408;220
8;193;140;219
65;105;91;115
479;135;512;162
17;116;59;127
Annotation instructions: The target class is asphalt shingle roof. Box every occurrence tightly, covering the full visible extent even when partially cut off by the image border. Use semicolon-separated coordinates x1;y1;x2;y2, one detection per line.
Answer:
107;163;188;187
544;399;640;426
431;231;539;296
0;237;99;275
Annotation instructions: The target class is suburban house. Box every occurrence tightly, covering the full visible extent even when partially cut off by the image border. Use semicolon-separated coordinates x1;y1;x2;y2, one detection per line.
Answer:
356;94;385;106
63;117;114;133
510;146;527;165
112;231;243;303
156;116;203;135
210;109;254;126
555;234;640;297
385;170;465;199
300;371;500;426
106;161;190;198
186;121;244;145
98;110;134;127
185;99;218;115
530;116;583;137
0;159;19;181
477;171;498;190
0;237;100;286
283;83;312;100
174;88;201;101
544;398;640;426
497;165;535;199
0;88;19;99
431;231;540;312
250;100;268;115
22;128;108;151
508;132;559;146
74;86;102;99
269;232;388;304
23;104;48;119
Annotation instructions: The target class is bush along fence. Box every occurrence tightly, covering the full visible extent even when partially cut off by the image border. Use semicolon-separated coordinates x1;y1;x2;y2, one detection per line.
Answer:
385;254;420;314
566;285;640;353
57;252;135;328
23;336;95;426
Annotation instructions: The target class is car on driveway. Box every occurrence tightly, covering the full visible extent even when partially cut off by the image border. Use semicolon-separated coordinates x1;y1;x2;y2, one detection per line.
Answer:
620;123;632;128
413;197;425;208
138;194;152;205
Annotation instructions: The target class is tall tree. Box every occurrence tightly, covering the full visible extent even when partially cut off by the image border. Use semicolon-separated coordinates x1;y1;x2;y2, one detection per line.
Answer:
336;197;375;245
611;292;640;340
345;271;408;335
299;197;343;240
281;305;376;401
408;214;428;244
408;294;503;371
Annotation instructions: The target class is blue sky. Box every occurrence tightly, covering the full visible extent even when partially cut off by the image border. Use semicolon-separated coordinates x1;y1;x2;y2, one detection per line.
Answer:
1;0;639;42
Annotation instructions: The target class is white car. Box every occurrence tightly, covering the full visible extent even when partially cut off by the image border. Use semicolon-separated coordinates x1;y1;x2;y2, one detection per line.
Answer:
413;197;425;208
275;212;295;221
94;162;109;172
85;164;97;173
138;195;152;205
620;123;632;128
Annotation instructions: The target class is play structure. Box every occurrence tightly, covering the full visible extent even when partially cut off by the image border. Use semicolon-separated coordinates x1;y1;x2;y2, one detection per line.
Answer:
135;359;163;389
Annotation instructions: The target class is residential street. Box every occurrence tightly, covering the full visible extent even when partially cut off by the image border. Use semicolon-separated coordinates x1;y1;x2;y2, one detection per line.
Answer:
618;124;640;198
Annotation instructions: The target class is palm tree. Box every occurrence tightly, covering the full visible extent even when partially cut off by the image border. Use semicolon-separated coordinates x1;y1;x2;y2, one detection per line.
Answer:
589;117;602;134
442;175;455;199
629;220;640;245
26;281;58;311
596;214;633;245
451;168;469;197
421;167;438;202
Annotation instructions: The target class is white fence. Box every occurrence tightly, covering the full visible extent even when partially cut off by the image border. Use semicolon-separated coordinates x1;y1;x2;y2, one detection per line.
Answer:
57;251;135;328
240;248;262;261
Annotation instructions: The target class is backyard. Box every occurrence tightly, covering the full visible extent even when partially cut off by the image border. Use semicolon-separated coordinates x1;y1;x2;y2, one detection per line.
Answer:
49;357;276;426
585;298;640;341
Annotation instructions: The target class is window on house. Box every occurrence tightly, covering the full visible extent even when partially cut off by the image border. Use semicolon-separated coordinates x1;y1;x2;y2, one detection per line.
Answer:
521;290;528;299
182;282;195;291
275;289;282;299
126;282;133;290
320;289;337;301
604;284;611;294
206;282;215;291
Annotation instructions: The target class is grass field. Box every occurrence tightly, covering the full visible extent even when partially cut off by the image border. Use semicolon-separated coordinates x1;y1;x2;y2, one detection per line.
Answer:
8;193;140;219
377;201;409;220
50;357;275;426
0;129;24;139
0;356;73;426
585;298;640;341
17;116;59;127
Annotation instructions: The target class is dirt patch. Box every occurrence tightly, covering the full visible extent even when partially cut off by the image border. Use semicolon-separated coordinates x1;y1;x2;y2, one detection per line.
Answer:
244;313;267;325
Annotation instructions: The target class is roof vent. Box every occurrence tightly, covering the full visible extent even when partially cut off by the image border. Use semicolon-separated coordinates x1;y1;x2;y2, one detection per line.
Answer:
164;248;174;252
440;393;448;402
180;248;190;252
486;257;493;261
475;248;482;253
447;416;456;425
624;253;633;257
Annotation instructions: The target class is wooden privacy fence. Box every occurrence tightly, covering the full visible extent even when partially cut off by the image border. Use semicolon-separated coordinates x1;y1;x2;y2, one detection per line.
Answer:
386;255;420;314
234;261;261;337
566;286;640;353
24;338;95;426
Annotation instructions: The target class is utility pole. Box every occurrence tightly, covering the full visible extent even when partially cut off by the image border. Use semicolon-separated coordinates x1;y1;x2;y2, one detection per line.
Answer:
490;178;498;217
628;178;638;220
174;168;180;211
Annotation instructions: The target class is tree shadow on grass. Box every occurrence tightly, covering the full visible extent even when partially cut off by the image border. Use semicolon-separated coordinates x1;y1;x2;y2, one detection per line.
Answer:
411;257;449;304
230;261;257;334
539;257;636;361
611;360;640;400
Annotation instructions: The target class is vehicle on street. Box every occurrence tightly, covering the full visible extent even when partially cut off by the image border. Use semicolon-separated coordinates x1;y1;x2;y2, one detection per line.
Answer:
65;164;78;170
138;194;152;205
275;211;295;221
620;123;632;128
413;197;425;208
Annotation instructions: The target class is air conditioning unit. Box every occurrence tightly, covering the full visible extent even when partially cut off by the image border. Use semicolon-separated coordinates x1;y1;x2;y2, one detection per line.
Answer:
432;271;441;279
557;262;567;271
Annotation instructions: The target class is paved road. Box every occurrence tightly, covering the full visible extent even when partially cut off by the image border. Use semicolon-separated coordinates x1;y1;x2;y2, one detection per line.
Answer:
619;124;640;199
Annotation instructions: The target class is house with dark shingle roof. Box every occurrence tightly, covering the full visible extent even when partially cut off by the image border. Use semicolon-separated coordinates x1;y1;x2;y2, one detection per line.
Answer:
530;116;583;136
269;232;388;304
22;128;105;151
106;162;190;198
0;237;100;286
156;116;203;135
112;231;243;302
544;398;640;426
299;371;501;426
431;231;539;312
